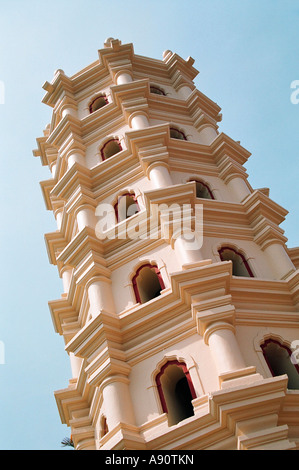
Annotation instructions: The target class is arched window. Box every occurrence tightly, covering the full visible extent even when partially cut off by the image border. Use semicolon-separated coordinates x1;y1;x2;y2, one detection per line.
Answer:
261;339;299;390
89;94;108;113
170;127;187;141
150;85;166;96
132;264;165;304
101;138;122;160
156;360;196;426
191;179;214;199
114;193;140;223
218;247;254;277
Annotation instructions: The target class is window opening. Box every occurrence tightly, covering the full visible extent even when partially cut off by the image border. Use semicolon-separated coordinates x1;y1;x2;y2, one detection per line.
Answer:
132;264;165;304
115;193;140;222
261;339;299;390
170;127;187;140
191;180;214;199
156;360;196;426
218;247;254;277
150;85;166;96
101;139;122;160
89;95;108;113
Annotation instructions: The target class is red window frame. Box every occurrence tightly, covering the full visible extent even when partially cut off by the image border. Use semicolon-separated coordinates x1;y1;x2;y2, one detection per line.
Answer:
155;360;196;414
170;127;187;141
100;138;122;161
89;94;108;114
261;338;299;376
191;179;214;200
150;85;166;96
218;246;254;277
114;192;140;223
132;264;165;304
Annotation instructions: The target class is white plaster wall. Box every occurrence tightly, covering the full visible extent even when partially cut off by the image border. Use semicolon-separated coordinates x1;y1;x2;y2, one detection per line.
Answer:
110;243;180;313
128;334;219;427
149;83;180;99
76;85;112;120
170;171;235;202
97;175;152;207
200;237;274;280
236;325;299;379
149;119;205;145
84;123;131;169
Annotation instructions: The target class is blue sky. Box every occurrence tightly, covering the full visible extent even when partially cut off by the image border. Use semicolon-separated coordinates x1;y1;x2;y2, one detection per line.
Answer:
0;0;298;450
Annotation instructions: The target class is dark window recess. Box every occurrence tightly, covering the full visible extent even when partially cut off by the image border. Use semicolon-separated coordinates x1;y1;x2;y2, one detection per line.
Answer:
89;95;108;113
101;139;122;160
218;247;254;277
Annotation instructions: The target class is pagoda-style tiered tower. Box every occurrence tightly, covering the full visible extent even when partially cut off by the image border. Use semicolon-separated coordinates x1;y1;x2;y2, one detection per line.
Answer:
34;38;299;450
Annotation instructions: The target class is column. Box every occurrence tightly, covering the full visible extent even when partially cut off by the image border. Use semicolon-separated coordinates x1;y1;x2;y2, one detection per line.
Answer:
67;150;85;169
204;322;246;376
177;84;193;100
76;205;96;232
148;162;173;188
115;71;133;85
174;233;203;267
263;241;295;280
197;126;218;145
101;376;136;430
87;277;115;318
61;104;77;119
227;176;251;202
130;112;150;130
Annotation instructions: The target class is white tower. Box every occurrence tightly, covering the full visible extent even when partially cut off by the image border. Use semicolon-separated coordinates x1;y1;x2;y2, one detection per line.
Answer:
34;38;299;450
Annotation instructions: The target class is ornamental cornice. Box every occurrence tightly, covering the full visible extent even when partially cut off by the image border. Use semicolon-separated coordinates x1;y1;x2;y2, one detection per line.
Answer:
163;51;199;83
54;366;93;426
64;185;97;218
44;230;67;266
73;252;111;287
193;297;236;340
50;162;92;202
65;318;122;360
253;223;288;250
143;375;291;450
42;69;75;108
33;132;58;168
143;181;196;211
192;109;219;133
169;260;232;306
46;113;83;151
98;40;134;83
186;88;222;123
217;155;249;184
210;132;251;166
285;269;299;305
125;123;169;154
110;78;149;106
230;275;299;317
243;189;288;227
56;226;104;268
48;296;79;336
148;94;191;119
40;178;56;210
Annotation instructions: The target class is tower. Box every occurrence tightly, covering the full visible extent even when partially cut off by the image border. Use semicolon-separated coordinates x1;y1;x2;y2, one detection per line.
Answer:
34;38;299;450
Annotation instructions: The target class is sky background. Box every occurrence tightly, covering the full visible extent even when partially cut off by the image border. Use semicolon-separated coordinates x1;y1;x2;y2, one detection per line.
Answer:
0;0;298;450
